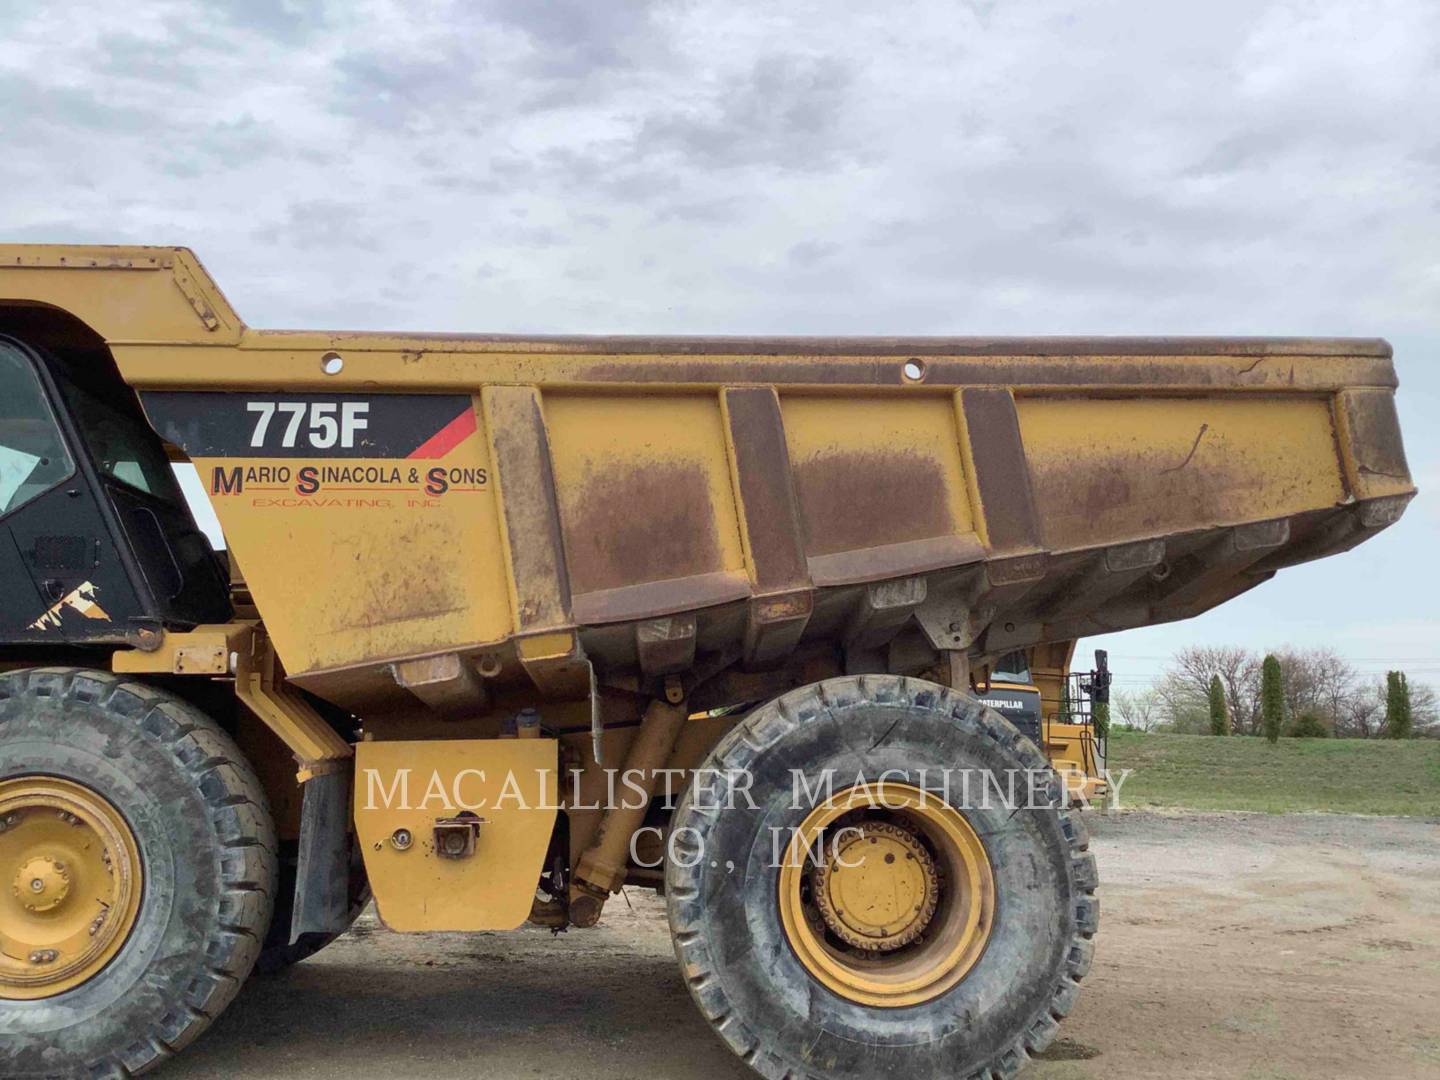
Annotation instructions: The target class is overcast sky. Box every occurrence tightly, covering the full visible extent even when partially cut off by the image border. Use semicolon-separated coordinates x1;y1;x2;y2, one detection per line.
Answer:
4;0;1436;690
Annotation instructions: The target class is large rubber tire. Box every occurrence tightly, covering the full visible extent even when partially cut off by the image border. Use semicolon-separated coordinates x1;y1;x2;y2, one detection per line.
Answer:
666;675;1099;1080
0;668;278;1078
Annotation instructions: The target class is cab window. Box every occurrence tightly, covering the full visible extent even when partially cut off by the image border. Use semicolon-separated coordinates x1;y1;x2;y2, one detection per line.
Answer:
57;378;185;504
991;651;1033;684
0;342;75;516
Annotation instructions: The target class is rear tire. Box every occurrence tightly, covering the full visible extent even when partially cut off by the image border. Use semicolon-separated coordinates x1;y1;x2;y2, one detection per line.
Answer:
666;675;1098;1080
0;668;277;1078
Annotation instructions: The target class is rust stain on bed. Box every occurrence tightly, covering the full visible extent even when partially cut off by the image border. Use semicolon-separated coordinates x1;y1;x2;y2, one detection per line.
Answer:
792;450;954;558
560;461;724;594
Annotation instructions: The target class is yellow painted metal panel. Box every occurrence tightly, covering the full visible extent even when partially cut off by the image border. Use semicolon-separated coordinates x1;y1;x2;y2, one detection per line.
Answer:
1018;396;1347;550
193;400;513;676
111;623;253;675
107;339;1402;394
780;395;976;557
1044;723;1109;803
1332;387;1414;502
0;246;242;343
542;393;746;596
354;739;558;931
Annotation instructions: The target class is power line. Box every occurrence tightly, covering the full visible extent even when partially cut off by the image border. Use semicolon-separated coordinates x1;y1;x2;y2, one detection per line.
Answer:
1100;654;1440;663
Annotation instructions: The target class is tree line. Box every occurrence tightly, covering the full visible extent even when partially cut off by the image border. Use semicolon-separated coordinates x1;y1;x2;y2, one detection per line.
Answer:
1111;645;1435;738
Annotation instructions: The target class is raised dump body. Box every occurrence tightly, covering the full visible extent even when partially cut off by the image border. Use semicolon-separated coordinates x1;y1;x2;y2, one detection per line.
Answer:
0;245;1416;1080
0;246;1414;711
149;346;1413;710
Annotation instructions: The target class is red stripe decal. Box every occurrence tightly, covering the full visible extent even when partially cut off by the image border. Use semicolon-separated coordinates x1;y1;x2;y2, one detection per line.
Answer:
408;406;478;459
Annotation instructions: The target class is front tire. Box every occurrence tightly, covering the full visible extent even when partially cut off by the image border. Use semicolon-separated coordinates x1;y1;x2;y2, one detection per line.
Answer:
666;675;1098;1080
0;668;278;1078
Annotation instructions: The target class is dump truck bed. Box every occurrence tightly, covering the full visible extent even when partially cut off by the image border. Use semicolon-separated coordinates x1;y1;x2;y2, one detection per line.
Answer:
0;246;1415;713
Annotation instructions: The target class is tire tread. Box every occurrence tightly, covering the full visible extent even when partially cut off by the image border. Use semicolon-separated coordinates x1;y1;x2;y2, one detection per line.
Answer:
667;674;1101;1080
0;666;278;1078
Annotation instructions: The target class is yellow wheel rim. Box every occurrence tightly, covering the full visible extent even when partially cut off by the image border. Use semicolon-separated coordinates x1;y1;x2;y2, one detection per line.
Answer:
0;777;143;1000
778;782;995;1008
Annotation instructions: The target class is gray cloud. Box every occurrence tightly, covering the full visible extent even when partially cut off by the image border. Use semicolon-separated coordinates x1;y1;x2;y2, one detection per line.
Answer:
0;71;158;135
484;0;664;79
653;197;745;224
787;239;839;266
331;51;481;130
96;31;205;89
1183;130;1289;178
638;54;858;171
252;200;382;251
208;0;329;44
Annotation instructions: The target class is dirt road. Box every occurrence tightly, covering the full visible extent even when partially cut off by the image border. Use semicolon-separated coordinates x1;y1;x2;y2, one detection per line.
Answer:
169;810;1440;1079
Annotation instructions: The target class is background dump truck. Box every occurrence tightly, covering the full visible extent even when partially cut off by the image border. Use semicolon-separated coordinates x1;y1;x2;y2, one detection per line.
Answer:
0;246;1415;1079
977;646;1110;802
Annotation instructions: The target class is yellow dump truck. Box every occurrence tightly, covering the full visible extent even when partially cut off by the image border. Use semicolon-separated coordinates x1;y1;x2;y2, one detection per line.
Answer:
0;245;1415;1078
977;645;1110;802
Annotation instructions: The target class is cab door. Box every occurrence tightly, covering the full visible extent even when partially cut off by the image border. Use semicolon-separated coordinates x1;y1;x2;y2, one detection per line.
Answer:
0;337;143;643
50;366;231;630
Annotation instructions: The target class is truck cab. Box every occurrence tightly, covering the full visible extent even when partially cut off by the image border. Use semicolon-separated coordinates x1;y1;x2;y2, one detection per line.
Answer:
977;645;1110;802
977;650;1046;744
0;333;230;651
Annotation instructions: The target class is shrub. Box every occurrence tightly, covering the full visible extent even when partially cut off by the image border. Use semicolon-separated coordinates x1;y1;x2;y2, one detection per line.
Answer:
1287;712;1329;738
1386;671;1413;739
1261;655;1284;745
1208;674;1230;736
1093;699;1110;739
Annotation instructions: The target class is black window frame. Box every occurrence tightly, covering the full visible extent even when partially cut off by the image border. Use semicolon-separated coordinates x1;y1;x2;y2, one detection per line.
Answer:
50;364;187;506
0;338;78;522
991;650;1034;685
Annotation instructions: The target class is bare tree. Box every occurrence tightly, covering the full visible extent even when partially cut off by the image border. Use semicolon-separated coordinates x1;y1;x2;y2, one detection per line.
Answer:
1274;647;1359;729
1153;672;1210;733
1414;682;1440;736
1113;688;1162;732
1152;644;1439;739
1335;681;1385;738
1161;646;1261;733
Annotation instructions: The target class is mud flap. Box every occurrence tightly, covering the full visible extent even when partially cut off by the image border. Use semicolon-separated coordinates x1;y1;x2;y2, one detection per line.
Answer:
291;769;351;943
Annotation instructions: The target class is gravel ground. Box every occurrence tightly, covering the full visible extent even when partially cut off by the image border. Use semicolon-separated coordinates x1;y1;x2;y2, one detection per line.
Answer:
166;809;1440;1079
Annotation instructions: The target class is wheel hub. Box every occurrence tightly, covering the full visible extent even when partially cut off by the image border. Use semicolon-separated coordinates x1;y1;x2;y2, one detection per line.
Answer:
0;777;143;1000
778;783;996;1008
14;855;71;913
810;821;939;951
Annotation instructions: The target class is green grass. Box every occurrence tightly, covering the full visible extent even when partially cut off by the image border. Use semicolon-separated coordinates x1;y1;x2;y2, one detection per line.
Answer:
1107;732;1440;816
